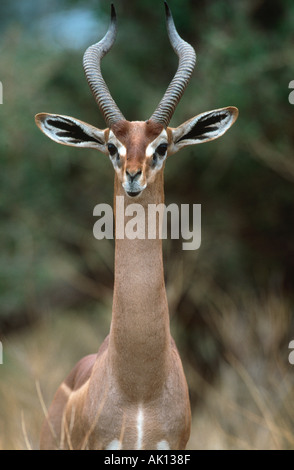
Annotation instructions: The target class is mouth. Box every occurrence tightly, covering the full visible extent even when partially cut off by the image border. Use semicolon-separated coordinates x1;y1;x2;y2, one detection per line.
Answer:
126;190;142;198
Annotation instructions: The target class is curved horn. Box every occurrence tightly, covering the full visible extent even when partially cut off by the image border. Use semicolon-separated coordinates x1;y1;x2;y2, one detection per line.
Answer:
83;4;125;127
149;2;196;128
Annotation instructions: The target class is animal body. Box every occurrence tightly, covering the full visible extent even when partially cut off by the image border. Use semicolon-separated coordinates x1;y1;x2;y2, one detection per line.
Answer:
36;3;238;450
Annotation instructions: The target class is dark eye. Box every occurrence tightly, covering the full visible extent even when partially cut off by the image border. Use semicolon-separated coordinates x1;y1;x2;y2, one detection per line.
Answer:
156;143;168;157
107;143;118;157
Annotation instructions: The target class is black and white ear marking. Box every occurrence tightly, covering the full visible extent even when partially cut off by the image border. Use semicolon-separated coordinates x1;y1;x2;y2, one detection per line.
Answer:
35;113;107;153
170;106;238;154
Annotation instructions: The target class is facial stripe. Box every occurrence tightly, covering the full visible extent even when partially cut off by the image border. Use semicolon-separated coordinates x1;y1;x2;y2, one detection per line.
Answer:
145;130;168;157
108;130;127;157
108;122;167;196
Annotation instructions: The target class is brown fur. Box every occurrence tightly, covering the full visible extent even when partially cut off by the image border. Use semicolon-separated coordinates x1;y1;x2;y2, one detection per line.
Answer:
40;140;191;450
112;120;164;165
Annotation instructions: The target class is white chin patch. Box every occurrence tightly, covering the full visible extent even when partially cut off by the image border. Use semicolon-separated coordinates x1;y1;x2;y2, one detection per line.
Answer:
123;182;146;197
145;129;168;157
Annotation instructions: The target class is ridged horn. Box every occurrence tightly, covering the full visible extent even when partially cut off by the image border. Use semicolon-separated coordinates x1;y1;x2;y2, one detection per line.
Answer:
83;4;125;127
149;2;196;127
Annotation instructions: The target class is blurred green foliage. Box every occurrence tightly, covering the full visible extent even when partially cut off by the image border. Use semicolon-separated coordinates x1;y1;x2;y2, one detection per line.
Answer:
0;0;294;386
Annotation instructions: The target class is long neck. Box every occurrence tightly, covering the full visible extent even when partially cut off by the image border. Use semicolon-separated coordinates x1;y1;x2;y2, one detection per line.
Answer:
108;173;171;401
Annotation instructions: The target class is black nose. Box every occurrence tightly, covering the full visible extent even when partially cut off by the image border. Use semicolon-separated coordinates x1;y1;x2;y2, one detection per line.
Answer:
126;170;142;182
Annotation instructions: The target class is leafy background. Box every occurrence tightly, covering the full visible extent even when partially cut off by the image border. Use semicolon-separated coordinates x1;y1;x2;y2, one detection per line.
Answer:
0;0;294;449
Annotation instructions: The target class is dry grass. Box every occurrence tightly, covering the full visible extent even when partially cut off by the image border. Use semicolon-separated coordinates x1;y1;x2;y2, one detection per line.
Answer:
0;307;109;450
0;291;293;450
187;291;294;450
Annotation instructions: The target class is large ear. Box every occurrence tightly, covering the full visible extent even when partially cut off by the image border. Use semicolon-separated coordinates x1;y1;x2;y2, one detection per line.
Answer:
169;106;238;155
35;113;108;154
